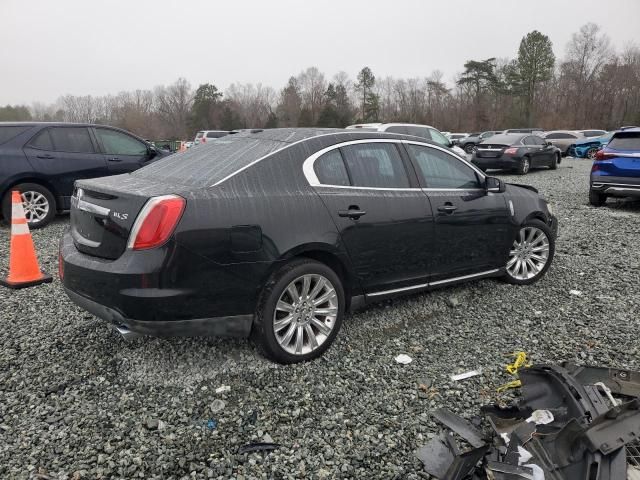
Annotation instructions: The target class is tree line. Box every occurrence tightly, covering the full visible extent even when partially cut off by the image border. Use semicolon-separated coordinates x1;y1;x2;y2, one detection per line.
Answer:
2;23;638;140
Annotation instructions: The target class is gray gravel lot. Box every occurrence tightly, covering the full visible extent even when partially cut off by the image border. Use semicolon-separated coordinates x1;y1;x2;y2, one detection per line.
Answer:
1;158;639;479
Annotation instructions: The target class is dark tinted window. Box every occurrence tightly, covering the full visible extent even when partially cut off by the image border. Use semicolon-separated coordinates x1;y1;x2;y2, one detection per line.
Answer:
96;128;147;155
28;129;54;150
0;126;31;145
546;132;576;139
608;133;640;150
385;125;408;134
50;127;94;153
206;131;227;138
406;126;430;139
314;150;350;186
341;143;409;188
582;130;605;137
483;134;525;145
523;136;537;146
408;144;480;189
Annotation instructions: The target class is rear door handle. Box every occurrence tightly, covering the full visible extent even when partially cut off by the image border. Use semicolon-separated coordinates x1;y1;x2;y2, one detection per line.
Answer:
437;204;457;214
107;157;122;162
338;207;366;219
36;154;54;159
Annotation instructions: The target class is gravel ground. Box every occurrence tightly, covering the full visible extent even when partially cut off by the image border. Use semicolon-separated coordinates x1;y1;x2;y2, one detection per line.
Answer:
1;157;639;479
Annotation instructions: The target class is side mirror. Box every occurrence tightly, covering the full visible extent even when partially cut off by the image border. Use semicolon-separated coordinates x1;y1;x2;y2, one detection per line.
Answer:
546;141;553;147
485;176;505;194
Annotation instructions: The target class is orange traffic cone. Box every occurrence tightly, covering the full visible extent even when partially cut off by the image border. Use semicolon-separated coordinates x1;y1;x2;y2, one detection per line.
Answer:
0;190;52;289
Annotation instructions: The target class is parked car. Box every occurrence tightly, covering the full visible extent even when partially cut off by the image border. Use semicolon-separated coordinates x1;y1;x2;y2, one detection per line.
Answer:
471;133;562;175
569;132;614;159
184;141;194;149
61;128;557;363
589;128;640;206
447;133;469;145
345;123;468;157
0;122;170;228
458;131;502;154
503;128;545;135
579;129;607;138
194;130;229;145
543;130;585;156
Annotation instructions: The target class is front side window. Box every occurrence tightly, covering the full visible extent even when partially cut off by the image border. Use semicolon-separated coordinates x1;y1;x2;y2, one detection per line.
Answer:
341;143;410;188
96;128;147;155
49;127;95;153
408;144;480;189
427;128;449;146
314;150;350;186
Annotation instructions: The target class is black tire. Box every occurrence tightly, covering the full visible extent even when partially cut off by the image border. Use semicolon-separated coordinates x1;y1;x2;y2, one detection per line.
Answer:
589;189;607;207
502;219;555;286
463;143;475;154
252;258;345;364
516;156;531;175
549;153;559;170
1;183;56;228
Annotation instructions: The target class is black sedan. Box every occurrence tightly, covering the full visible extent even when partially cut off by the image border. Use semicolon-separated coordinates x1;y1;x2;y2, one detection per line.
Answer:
60;128;558;363
471;133;562;175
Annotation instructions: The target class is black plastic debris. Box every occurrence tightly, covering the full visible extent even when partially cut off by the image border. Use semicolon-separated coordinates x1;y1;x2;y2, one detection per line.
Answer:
416;362;640;479
237;442;280;455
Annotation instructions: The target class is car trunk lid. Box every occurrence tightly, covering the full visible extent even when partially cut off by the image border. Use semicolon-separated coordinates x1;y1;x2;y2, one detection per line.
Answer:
70;175;187;260
475;143;509;158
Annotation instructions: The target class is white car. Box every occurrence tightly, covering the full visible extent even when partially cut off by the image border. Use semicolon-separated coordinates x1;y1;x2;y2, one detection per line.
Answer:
346;123;469;158
194;130;229;145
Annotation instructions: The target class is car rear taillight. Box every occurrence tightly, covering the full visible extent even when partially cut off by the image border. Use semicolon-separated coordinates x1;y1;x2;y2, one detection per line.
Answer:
201;137;206;143
504;147;518;155
128;195;185;250
595;150;615;160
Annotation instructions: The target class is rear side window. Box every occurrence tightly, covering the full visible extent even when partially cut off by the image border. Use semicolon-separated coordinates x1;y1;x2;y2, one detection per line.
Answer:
0;126;31;145
314;150;350;186
523;136;537;145
196;132;204;138
96;128;147;155
546;133;576;139
427;128;449;146
28;129;54;150
385;125;408;135
406;126;430;139
608;133;640;150
408;144;480;189
206;131;227;138
582;130;605;137
341;143;410;188
49;127;95;153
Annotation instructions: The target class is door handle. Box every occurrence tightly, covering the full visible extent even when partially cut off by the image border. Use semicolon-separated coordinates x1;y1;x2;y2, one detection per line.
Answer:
338;207;366;219
36;154;54;159
437;203;457;214
107;157;122;162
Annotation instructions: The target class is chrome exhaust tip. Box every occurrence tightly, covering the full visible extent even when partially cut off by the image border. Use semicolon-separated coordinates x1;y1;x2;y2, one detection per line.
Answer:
114;324;142;341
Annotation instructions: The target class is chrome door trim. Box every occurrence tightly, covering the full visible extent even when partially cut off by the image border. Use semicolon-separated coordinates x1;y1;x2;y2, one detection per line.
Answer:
366;282;430;298
429;269;500;286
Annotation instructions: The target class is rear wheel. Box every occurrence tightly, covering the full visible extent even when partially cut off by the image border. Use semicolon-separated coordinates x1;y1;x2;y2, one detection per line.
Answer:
503;220;555;285
586;147;599;160
464;143;475;154
252;259;345;363
1;183;56;228
589;189;607;207
516;156;531;175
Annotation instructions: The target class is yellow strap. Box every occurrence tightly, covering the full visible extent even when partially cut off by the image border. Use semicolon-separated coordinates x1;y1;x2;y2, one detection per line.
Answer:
505;351;531;375
497;379;522;393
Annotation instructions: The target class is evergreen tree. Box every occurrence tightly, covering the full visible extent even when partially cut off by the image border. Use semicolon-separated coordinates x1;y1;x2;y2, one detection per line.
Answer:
355;67;378;122
189;83;222;131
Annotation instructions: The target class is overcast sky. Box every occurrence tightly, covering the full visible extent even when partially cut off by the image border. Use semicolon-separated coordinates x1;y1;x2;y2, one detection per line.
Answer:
2;0;639;105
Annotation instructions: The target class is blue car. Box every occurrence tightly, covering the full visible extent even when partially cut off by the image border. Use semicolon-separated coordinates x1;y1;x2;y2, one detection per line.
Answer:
570;132;614;159
589;128;640;206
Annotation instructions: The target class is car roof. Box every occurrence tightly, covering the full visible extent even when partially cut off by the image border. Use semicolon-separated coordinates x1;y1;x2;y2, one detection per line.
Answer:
346;122;436;130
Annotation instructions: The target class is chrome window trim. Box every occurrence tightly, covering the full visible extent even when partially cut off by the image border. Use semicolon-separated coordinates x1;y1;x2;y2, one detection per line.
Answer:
366;268;500;297
302;138;486;190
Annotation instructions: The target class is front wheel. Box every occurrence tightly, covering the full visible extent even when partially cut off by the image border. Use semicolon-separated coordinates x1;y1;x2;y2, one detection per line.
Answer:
586;147;599;160
502;220;555;285
549;153;559;170
252;259;345;364
464;143;475;154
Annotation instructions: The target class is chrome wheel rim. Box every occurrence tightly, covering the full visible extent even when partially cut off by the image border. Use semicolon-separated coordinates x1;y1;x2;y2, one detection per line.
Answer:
587;148;598;159
21;191;49;223
273;274;338;356
522;158;530;173
506;227;550;280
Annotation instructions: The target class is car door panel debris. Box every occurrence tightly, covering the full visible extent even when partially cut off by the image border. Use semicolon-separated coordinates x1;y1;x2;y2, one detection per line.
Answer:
416;362;640;479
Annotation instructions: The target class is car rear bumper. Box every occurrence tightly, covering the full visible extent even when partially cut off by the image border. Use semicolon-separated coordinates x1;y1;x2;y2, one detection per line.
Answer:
591;176;640;198
60;231;256;337
471;155;518;169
